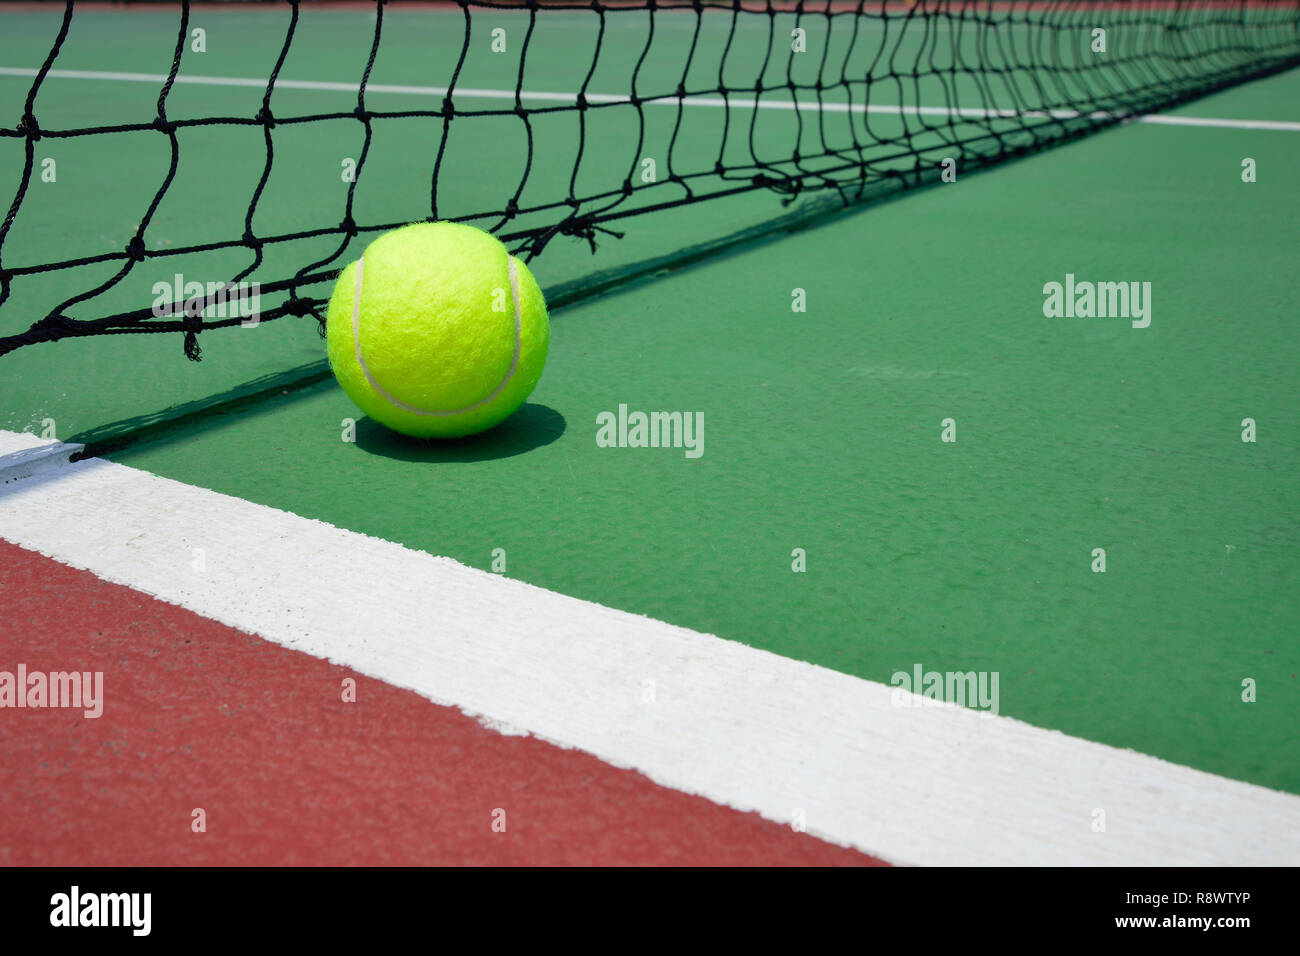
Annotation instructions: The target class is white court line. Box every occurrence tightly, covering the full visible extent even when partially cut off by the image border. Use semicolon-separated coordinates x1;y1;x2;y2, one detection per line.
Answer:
1136;113;1300;131
2;429;1298;866
2;66;1296;130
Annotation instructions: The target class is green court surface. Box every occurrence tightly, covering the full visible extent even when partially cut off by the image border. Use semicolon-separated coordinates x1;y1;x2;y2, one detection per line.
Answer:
2;6;1298;798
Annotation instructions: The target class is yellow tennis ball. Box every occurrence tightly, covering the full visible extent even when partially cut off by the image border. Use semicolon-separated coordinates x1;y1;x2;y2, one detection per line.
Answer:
325;221;549;438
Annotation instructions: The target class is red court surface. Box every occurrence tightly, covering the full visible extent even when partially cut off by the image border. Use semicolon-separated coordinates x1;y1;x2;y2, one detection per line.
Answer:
0;539;880;866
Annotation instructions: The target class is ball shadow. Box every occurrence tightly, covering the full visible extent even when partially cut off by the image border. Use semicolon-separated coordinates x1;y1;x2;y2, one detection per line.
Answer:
353;403;566;463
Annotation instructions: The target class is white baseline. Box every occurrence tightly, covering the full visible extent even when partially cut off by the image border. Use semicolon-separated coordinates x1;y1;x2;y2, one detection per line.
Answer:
1;430;1298;866
1;67;1296;131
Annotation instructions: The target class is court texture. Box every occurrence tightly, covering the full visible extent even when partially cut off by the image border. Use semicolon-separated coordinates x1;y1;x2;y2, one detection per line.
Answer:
1;0;1298;866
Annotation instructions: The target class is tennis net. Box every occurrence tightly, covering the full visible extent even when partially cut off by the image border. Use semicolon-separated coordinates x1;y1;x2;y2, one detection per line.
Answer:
1;0;1298;359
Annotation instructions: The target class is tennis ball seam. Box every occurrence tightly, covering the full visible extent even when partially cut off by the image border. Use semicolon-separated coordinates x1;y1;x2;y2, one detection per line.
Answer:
349;250;522;416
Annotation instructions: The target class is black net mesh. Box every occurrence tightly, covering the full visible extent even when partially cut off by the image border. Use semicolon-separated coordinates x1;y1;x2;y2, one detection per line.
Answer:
1;0;1298;360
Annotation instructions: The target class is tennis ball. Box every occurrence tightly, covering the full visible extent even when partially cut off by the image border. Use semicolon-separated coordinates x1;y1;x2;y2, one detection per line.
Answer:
325;221;549;438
